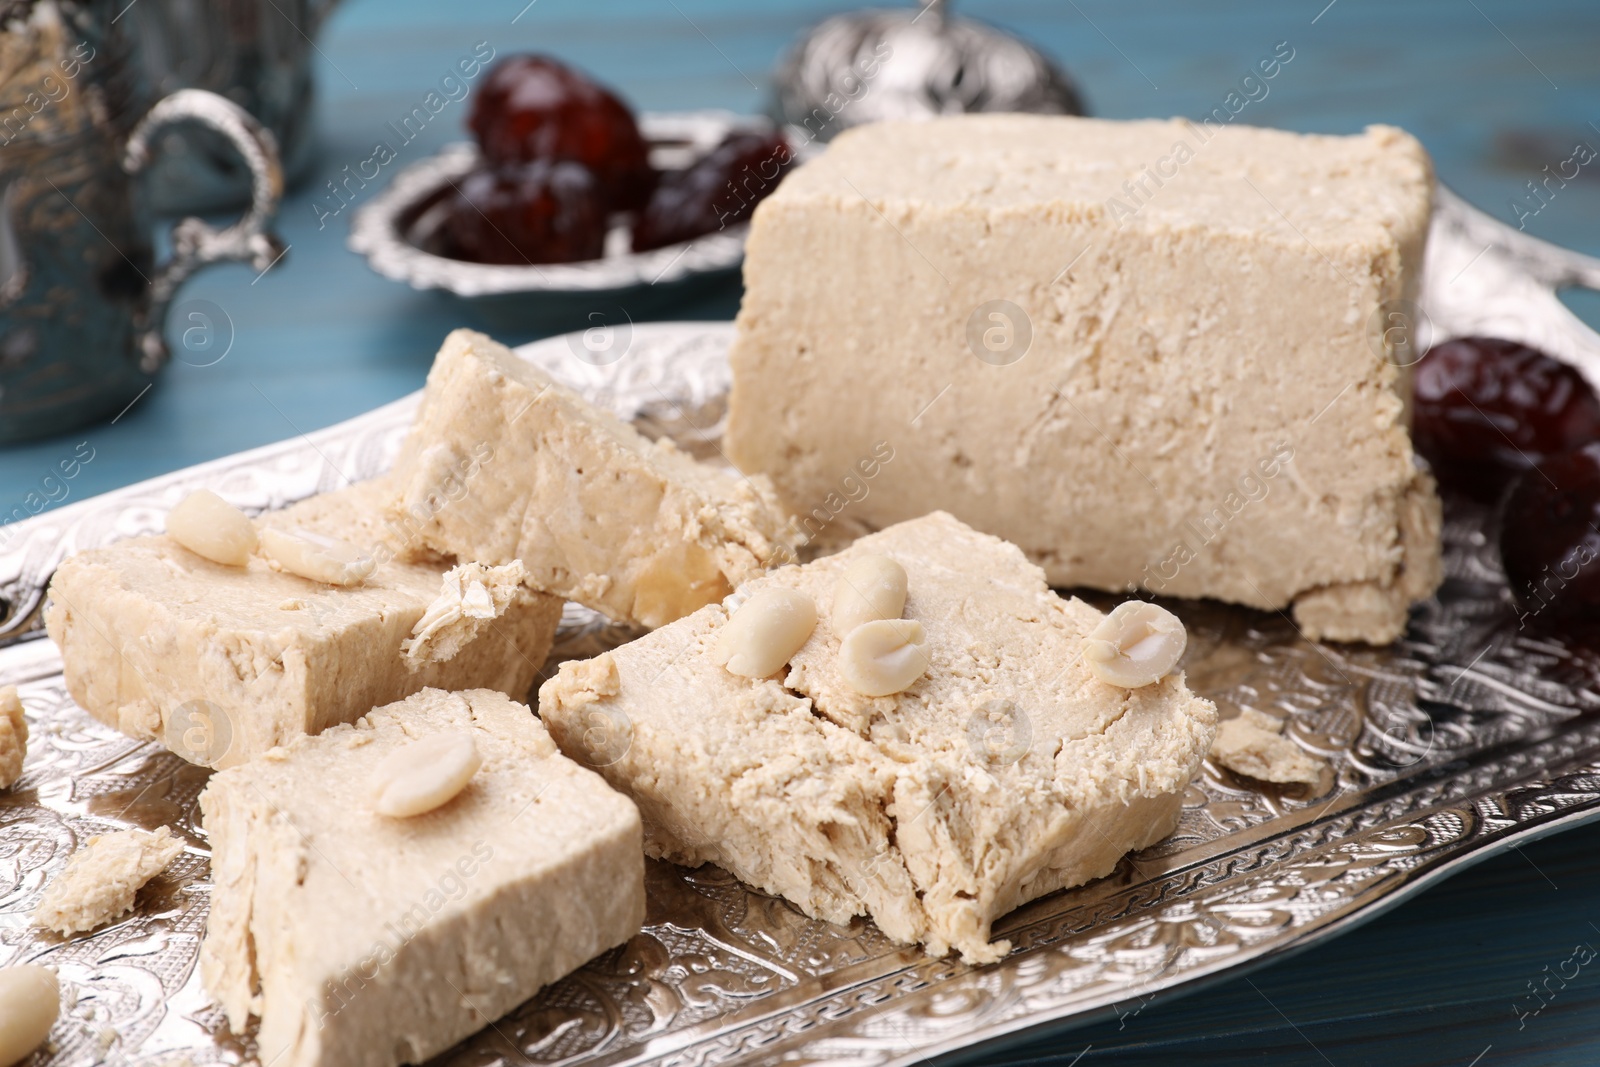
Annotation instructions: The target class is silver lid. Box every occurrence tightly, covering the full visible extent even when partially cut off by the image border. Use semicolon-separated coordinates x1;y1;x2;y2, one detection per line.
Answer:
772;0;1083;144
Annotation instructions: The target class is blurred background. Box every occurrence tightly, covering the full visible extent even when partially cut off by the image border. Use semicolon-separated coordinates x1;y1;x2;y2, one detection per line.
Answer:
4;1;1600;1063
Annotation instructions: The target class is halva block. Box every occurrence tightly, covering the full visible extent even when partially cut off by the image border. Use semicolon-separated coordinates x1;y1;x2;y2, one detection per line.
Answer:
540;512;1216;962
200;688;644;1067
387;329;793;629
726;115;1442;643
46;479;562;768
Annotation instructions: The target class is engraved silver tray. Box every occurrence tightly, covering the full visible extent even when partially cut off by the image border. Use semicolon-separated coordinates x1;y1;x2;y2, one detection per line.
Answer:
5;187;1600;1067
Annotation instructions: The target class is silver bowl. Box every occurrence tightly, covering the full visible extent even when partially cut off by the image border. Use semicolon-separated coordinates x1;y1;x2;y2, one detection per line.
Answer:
347;111;779;328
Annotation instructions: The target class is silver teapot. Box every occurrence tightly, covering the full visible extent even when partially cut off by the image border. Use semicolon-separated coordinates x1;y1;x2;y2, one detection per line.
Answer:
123;0;340;212
0;0;285;442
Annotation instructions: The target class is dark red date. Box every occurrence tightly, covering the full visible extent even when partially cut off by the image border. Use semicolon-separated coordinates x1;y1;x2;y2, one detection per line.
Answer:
440;161;608;265
632;130;793;252
468;54;654;211
1500;445;1600;622
1413;336;1600;500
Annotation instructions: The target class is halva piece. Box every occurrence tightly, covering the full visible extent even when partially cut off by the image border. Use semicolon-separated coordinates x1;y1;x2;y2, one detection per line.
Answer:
387;328;793;629
402;560;535;665
45;479;562;769
200;688;644;1067
0;686;25;789
726;115;1443;644
33;825;183;936
1210;708;1325;785
540;512;1217;963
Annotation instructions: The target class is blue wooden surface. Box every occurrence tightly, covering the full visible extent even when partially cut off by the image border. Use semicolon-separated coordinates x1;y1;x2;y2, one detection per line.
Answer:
6;0;1600;1062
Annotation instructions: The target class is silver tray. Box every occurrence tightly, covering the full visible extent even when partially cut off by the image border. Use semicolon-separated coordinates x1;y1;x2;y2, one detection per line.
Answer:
5;189;1600;1067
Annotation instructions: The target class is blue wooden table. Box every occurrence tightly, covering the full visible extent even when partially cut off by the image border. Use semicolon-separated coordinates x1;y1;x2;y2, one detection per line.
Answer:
5;0;1600;1062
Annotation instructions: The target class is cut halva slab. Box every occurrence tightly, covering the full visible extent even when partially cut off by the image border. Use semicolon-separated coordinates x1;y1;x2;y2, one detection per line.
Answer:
725;115;1443;643
45;479;562;768
539;511;1217;963
200;687;644;1067
386;328;794;629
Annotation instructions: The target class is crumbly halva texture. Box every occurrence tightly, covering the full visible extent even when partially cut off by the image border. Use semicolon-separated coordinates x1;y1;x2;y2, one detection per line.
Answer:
387;329;794;629
33;826;183;936
200;688;643;1067
1210;708;1325;785
540;512;1217;963
726;115;1443;644
403;559;533;665
0;685;26;789
45;479;563;769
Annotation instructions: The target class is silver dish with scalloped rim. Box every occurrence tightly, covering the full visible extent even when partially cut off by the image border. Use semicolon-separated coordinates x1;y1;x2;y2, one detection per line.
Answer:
5;188;1600;1067
346;110;798;331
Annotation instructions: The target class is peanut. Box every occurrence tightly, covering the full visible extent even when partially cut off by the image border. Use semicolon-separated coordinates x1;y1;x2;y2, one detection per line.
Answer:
0;965;58;1067
831;554;908;636
1084;601;1186;688
839;618;930;696
260;526;376;586
166;489;257;566
370;732;482;818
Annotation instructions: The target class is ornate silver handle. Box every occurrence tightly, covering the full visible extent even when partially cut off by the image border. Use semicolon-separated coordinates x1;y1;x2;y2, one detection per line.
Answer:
123;88;287;373
1422;184;1600;389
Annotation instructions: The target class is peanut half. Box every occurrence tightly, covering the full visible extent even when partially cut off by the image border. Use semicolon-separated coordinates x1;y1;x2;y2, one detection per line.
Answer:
370;732;482;818
260;526;376;586
166;489;258;566
1084;601;1186;688
831;554;908;636
711;588;817;679
0;965;58;1067
839;618;930;697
